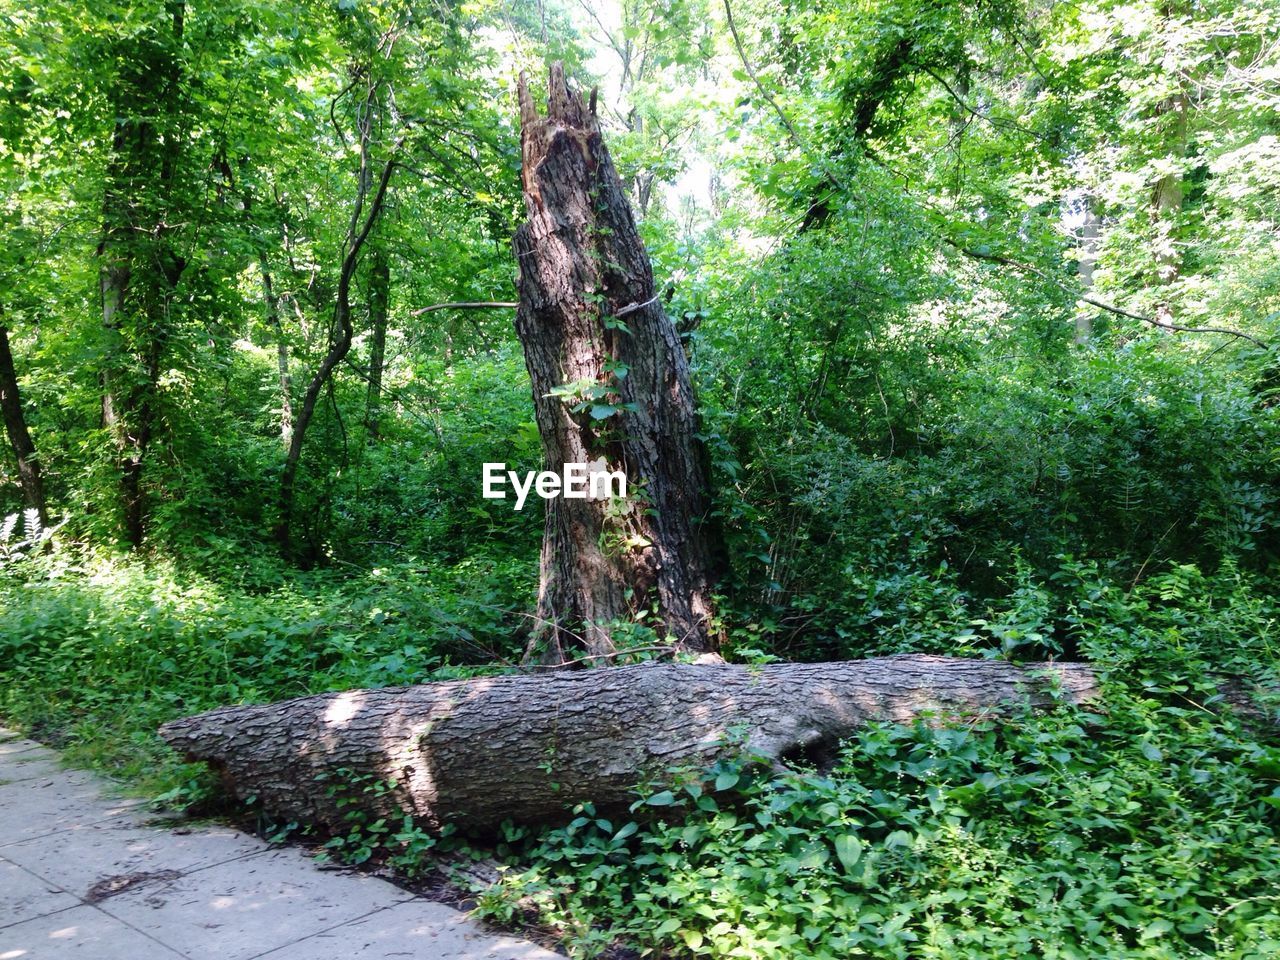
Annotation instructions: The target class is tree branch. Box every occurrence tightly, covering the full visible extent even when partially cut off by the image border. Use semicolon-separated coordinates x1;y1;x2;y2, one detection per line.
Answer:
952;241;1269;349
722;0;804;147
920;67;1047;142
410;301;517;316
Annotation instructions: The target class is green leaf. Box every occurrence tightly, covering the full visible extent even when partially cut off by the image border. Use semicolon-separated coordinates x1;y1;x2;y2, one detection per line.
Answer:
834;834;863;872
884;830;913;850
646;790;676;806
654;918;681;937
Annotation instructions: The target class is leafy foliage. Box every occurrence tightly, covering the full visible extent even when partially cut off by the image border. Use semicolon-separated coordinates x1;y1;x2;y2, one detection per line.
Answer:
480;690;1280;959
0;550;529;794
2;0;1280;955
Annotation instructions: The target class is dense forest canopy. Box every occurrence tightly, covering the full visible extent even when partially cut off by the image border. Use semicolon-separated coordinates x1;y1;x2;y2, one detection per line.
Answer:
3;0;1280;956
2;0;1277;583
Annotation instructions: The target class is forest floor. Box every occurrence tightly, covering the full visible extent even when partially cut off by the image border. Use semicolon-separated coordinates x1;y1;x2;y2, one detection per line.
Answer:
0;727;559;960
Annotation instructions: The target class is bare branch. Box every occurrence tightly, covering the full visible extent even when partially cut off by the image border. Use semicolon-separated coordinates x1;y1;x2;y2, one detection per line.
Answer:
411;301;517;316
953;242;1269;349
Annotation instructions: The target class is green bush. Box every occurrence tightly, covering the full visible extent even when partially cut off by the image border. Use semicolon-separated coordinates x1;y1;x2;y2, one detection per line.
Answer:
0;550;531;794
478;686;1280;959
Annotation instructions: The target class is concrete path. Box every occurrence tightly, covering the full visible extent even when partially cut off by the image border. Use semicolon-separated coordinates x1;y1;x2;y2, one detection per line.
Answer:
0;729;560;959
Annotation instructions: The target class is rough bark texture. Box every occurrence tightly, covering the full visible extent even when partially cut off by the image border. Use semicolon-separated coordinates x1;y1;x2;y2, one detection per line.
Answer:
513;64;719;661
0;322;48;524
160;655;1099;835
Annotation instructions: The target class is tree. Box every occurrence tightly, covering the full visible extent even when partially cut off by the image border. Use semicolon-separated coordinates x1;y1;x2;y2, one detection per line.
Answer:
276;72;399;555
160;655;1101;833
513;65;721;661
96;0;188;548
364;239;391;441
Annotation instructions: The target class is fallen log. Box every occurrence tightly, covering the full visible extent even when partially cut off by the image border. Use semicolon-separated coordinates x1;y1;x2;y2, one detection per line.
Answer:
159;655;1099;833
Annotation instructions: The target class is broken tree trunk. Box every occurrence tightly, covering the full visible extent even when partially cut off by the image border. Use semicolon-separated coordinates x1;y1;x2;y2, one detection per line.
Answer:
160;655;1099;835
513;64;720;662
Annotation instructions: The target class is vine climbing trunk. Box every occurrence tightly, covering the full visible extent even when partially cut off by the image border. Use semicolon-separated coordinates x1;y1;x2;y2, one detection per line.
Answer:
97;0;187;549
513;64;720;662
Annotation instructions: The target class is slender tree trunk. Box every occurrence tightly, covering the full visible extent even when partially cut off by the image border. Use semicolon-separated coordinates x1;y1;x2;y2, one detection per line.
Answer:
276;87;399;555
513;65;720;661
1151;92;1187;330
161;655;1102;834
97;1;186;549
259;254;294;449
364;243;390;441
948;65;970;196
1151;97;1186;286
0;320;48;524
1151;2;1189;326
1076;198;1101;345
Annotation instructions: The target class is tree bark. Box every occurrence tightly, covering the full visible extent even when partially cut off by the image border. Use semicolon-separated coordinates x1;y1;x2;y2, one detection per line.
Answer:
1151;94;1187;290
0;320;48;524
1075;197;1101;345
364;242;390;441
513;64;720;661
160;655;1099;834
97;1;186;549
1151;1;1189;326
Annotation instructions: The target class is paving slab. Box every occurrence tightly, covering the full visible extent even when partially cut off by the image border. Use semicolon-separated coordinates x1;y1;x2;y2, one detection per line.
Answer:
0;751;67;785
0;774;147;848
2;817;268;899
0;738;51;758
0;857;79;929
0;903;185;958
0;728;563;960
257;899;561;960
94;848;416;960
